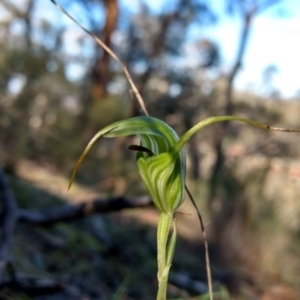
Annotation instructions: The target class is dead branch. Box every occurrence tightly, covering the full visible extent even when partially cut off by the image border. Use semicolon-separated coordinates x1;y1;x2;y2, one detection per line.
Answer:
0;166;18;284
1;272;65;296
18;195;153;226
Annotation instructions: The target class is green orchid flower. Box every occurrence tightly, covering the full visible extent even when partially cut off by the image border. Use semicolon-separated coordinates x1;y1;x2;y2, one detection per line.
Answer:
69;116;186;300
69;116;186;215
69;115;299;300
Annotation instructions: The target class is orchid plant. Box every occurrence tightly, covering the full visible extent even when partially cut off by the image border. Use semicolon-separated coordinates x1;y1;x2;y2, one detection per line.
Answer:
68;115;299;300
50;1;300;299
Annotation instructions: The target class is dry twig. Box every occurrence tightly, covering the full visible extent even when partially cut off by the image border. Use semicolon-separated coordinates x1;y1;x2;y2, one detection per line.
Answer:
50;0;149;116
185;185;213;300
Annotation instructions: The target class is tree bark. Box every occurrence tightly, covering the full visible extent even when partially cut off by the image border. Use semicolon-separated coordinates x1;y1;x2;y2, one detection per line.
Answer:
91;0;119;100
208;3;258;208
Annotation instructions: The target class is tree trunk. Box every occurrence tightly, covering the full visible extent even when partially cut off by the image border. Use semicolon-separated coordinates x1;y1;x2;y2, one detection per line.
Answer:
91;0;119;100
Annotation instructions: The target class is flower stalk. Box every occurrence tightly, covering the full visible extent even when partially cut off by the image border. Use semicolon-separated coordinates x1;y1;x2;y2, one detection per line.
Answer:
69;115;300;300
156;213;177;300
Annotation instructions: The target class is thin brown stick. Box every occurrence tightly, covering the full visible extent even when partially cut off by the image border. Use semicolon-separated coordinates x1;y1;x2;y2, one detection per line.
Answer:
49;0;149;116
267;126;300;132
185;184;213;300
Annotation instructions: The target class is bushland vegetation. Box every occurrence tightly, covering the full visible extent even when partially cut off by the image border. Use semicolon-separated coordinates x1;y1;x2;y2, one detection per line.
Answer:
1;0;300;299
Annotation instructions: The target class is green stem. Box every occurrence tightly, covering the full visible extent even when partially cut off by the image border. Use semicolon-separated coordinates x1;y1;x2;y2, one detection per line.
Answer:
156;213;177;300
172;115;299;155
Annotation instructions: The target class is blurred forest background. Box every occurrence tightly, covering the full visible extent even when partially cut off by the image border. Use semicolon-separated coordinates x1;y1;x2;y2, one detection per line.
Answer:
1;0;300;299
